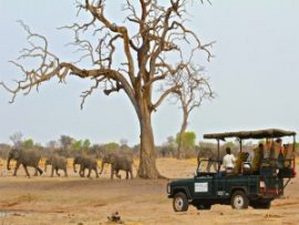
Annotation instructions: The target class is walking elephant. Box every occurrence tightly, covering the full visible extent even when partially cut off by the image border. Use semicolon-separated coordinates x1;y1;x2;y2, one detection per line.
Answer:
73;155;99;178
7;148;43;177
100;152;133;179
44;155;68;177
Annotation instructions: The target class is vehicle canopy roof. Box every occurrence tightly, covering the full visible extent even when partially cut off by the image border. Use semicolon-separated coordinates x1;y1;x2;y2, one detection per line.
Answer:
203;128;296;141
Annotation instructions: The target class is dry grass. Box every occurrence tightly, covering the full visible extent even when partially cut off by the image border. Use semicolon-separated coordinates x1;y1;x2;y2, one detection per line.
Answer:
0;158;299;225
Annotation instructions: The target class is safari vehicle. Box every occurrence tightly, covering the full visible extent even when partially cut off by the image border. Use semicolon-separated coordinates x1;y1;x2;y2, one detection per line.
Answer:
167;129;296;211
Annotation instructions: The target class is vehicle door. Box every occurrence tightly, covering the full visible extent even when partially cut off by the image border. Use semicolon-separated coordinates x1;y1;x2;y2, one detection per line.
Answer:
213;174;229;199
193;175;214;199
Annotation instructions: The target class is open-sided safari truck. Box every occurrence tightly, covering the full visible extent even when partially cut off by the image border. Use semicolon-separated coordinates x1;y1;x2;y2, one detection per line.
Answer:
167;129;296;211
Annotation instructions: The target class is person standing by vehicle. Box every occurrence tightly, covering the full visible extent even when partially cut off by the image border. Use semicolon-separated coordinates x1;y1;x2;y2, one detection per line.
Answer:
222;147;236;173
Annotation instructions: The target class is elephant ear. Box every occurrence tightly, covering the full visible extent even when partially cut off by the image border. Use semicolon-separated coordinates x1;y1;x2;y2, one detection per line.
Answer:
12;148;21;159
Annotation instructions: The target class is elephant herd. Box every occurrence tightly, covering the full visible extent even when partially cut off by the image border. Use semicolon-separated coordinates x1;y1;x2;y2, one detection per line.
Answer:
6;148;134;179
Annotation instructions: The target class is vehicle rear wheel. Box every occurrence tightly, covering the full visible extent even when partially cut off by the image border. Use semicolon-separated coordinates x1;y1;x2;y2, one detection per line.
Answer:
231;190;249;209
173;192;189;212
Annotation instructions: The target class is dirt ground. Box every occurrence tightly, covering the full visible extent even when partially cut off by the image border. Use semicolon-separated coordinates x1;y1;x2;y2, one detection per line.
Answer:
0;158;299;225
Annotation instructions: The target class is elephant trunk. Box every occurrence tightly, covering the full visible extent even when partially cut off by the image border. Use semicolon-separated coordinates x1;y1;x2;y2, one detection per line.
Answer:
7;155;12;170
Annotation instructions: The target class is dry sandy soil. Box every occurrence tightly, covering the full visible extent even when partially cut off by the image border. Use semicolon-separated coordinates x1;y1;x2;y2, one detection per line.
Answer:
0;158;299;225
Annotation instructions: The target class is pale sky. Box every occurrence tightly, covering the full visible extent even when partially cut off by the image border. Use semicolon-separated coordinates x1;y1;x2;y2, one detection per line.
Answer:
0;1;298;146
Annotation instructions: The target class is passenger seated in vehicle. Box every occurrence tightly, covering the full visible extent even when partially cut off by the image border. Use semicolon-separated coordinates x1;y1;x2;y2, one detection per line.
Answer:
263;139;272;161
283;144;294;168
252;143;264;173
270;138;283;168
234;152;250;174
222;147;236;173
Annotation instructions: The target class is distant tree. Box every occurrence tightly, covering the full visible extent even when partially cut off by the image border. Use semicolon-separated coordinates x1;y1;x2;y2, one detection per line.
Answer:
47;140;59;149
198;141;217;158
120;139;128;147
90;144;103;153
0;1;213;178
22;138;34;149
102;142;120;153
82;139;91;150
72;140;83;152
59;135;74;150
166;136;177;149
171;65;213;159
9;131;23;147
161;136;177;157
176;131;196;158
0;143;11;159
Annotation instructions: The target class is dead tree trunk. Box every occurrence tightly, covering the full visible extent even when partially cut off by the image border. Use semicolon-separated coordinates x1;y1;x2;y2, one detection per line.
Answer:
177;107;189;159
138;108;159;178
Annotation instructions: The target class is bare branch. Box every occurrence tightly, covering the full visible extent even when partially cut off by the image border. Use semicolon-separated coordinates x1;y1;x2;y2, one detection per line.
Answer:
152;85;181;111
80;77;105;109
85;1;136;84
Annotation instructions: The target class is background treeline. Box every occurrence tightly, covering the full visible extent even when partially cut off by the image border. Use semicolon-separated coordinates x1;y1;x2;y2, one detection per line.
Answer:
1;132;299;160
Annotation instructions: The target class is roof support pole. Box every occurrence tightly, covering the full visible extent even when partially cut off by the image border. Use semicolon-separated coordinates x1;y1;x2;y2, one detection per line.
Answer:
293;135;296;171
217;139;220;172
293;135;296;152
239;139;243;153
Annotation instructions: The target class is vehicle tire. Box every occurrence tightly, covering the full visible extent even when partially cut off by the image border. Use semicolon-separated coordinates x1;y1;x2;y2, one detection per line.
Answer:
173;192;189;212
251;200;271;209
231;190;249;209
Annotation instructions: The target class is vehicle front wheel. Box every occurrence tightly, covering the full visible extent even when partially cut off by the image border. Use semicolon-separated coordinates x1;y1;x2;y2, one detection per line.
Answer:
231;190;249;209
173;192;189;212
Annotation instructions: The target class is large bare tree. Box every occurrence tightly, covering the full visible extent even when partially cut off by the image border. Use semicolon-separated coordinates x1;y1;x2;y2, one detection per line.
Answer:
172;65;214;159
0;0;212;178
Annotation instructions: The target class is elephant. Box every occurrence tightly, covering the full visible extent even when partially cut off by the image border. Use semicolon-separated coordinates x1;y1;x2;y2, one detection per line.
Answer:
99;152;133;179
7;148;43;177
44;155;68;177
73;155;99;178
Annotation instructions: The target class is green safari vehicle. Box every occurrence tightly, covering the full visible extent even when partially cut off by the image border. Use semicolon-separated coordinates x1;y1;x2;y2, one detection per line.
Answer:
167;129;296;211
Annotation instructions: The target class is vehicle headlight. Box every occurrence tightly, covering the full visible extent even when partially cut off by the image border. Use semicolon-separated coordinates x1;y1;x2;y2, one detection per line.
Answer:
167;183;171;194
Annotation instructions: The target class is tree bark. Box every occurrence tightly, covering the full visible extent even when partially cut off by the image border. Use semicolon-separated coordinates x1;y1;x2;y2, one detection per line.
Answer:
137;100;160;179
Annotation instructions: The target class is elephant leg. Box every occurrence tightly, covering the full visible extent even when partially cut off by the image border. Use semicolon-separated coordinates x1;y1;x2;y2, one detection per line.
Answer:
36;167;43;175
23;164;30;178
94;167;99;178
79;165;82;177
64;168;68;177
51;167;54;177
56;168;60;177
79;165;85;177
126;171;129;180
130;170;133;179
87;168;91;178
110;166;114;179
34;168;38;176
116;169;121;179
13;162;21;176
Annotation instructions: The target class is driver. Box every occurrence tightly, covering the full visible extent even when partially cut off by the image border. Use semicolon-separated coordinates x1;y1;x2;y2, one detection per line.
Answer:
222;147;236;173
